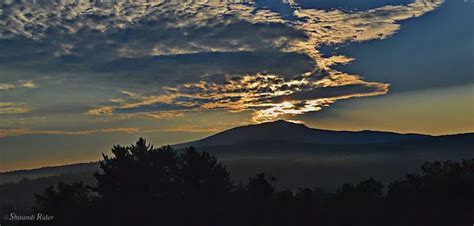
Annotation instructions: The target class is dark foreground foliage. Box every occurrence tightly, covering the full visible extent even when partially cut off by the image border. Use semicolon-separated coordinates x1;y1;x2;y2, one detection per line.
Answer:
18;138;474;226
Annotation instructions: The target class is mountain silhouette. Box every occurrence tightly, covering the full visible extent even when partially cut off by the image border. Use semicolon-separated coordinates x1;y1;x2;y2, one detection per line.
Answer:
2;121;472;184
174;120;473;155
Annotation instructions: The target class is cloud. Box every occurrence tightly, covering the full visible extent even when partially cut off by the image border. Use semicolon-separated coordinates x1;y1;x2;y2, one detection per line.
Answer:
0;127;140;138
0;0;443;122
0;102;31;114
0;0;442;62
19;80;38;88
87;72;388;122
0;125;218;138
286;0;444;71
0;0;294;59
0;81;37;115
0;80;38;90
0;83;15;90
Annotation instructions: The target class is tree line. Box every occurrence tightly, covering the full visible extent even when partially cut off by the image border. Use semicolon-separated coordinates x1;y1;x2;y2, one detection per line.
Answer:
18;138;474;226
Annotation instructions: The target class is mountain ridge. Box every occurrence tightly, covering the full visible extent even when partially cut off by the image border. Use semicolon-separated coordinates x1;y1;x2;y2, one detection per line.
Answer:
174;120;439;148
2;120;472;176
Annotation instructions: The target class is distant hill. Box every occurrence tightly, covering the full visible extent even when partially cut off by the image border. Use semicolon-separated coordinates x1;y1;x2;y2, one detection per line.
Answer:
0;162;99;184
0;171;96;214
174;120;474;156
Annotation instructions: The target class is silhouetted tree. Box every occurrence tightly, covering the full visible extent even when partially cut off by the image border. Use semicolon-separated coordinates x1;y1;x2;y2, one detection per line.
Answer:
92;138;178;225
94;139;179;200
27;138;474;226
293;187;328;226
92;138;233;226
178;147;232;195
386;159;474;226
244;173;277;226
31;182;93;226
176;147;233;226
325;178;384;226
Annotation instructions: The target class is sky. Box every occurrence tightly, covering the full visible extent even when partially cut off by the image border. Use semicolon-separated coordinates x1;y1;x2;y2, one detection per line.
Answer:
0;0;473;171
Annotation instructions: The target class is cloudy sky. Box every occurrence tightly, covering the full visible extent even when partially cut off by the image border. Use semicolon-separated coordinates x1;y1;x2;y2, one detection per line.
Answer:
0;0;473;171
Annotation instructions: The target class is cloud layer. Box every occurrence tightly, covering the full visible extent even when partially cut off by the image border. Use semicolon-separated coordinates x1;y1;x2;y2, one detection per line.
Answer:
0;0;444;122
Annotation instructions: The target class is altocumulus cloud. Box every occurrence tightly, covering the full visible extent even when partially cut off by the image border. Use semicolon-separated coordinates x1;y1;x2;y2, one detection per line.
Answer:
0;0;443;122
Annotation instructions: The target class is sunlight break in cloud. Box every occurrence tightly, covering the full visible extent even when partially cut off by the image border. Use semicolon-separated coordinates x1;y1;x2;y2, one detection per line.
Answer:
87;72;389;122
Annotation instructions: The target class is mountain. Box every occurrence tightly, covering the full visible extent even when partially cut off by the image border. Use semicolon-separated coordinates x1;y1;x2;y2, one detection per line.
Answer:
2;121;473;184
175;120;427;147
1;121;472;199
174;120;473;155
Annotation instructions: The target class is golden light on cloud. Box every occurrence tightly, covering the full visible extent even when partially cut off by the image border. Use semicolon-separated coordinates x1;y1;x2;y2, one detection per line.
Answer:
0;102;31;114
86;72;389;123
251;101;321;123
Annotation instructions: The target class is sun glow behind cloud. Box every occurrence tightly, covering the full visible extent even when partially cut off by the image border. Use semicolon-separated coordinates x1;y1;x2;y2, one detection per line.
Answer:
86;72;390;122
